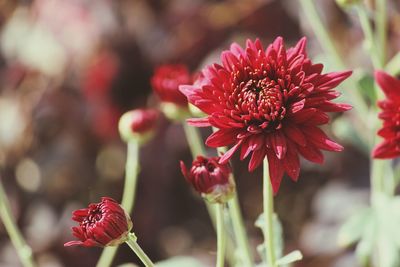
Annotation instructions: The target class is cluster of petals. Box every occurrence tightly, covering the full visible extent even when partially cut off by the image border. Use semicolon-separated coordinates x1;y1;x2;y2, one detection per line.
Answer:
64;197;132;247
372;71;400;159
151;64;192;107
180;37;352;193
180;156;235;203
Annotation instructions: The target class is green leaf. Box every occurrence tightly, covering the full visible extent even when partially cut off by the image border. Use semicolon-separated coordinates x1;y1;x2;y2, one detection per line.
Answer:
337;207;372;247
375;196;400;267
155;256;205;267
276;250;303;266
255;213;284;264
355;217;375;267
356;72;376;104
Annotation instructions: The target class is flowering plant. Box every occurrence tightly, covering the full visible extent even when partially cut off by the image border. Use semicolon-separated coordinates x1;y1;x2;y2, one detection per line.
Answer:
1;1;400;267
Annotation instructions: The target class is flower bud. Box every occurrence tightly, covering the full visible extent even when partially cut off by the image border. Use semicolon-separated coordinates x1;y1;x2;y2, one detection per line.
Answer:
151;64;193;121
118;109;159;144
64;197;133;247
151;64;191;107
180;156;235;204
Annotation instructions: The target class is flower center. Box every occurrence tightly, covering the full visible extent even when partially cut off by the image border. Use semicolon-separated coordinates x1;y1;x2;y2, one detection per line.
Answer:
236;77;286;131
82;206;103;228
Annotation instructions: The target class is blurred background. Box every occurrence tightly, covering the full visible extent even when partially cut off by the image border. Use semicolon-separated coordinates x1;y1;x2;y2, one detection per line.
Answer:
0;0;400;266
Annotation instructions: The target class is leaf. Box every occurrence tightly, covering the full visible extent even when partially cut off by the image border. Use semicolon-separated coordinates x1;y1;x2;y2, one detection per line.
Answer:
255;213;284;264
375;196;400;267
356;72;376;104
355;217;375;267
276;250;303;266
349;195;400;267
155;256;205;267
337;207;372;247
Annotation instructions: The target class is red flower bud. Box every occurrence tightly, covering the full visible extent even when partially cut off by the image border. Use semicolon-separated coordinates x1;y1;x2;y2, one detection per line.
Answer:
64;197;133;247
372;71;400;159
180;156;235;203
118;109;159;143
151;64;191;107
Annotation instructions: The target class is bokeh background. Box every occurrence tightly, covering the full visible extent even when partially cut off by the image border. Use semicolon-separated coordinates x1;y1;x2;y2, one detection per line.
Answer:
1;0;400;266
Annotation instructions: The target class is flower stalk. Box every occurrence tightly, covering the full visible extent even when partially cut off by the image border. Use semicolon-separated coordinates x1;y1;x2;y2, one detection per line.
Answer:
183;124;252;266
263;159;277;267
375;0;387;67
300;0;370;137
96;141;140;267
121;141;140;212
227;194;253;267
183;123;206;157
216;146;253;267
216;204;226;267
356;6;382;69
125;233;155;267
0;179;37;267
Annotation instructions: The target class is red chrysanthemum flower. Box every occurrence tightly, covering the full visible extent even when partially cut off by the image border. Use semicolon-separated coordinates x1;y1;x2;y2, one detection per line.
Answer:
180;156;235;203
372;71;400;159
151;64;192;107
180;37;352;193
64;197;132;247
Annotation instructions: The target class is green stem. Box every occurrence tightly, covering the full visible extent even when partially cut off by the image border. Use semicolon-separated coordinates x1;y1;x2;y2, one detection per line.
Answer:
96;141;140;267
183;123;206;157
182;124;217;223
125;233;155;267
375;0;387;67
0;180;37;267
300;0;370;133
263;159;276;267
182;124;238;266
216;144;253;267
356;6;382;69
227;194;253;267
385;52;400;75
121;142;140;212
216;204;226;267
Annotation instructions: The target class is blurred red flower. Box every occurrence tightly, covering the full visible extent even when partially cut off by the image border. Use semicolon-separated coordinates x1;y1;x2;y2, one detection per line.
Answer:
129;108;160;134
82;51;120;141
373;71;400;159
151;64;192;107
180;156;235;203
64;197;132;247
180;37;352;193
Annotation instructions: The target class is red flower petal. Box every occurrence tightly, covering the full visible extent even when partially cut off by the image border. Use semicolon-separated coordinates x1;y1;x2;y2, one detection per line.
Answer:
375;71;400;100
248;147;267;171
206;129;239;147
266;150;285;194
316;71;352;91
270;131;287;159
187;117;211;127
283;142;300;181
297;142;324;164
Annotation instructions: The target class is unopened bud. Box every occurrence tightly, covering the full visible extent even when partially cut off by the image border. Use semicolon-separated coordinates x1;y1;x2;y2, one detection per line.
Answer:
180;156;235;204
118;109;159;144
